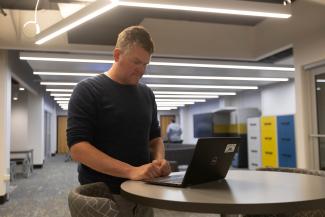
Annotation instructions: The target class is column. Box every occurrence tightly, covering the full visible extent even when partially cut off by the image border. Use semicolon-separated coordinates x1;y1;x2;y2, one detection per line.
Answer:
0;50;11;204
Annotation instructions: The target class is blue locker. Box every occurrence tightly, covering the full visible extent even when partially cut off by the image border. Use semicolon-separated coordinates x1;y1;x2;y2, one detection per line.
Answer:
277;115;296;167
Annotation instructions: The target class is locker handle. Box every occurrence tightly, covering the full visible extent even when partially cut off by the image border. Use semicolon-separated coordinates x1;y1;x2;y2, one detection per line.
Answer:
281;154;291;158
281;121;290;125
251;150;258;153
251;136;257;139
250;123;257;126
281;138;291;142
265;137;273;140
251;163;258;166
265;151;273;155
264;122;272;126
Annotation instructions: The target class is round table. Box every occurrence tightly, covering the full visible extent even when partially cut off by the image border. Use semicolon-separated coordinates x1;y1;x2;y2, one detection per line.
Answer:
121;170;325;214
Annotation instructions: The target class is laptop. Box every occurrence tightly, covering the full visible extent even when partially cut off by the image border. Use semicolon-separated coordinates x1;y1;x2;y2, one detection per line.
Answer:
146;137;240;187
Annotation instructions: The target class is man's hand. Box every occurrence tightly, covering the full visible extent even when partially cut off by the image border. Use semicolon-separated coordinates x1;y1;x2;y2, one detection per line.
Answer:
128;163;162;181
152;159;171;177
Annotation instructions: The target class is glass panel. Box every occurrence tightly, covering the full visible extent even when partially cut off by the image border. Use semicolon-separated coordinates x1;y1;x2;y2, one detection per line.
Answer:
315;73;325;170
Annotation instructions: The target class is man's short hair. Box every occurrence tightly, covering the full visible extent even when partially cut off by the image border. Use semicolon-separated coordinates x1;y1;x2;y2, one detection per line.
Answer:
116;26;154;54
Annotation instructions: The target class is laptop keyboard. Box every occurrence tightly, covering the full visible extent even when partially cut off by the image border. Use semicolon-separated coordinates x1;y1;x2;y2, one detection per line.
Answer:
154;174;184;184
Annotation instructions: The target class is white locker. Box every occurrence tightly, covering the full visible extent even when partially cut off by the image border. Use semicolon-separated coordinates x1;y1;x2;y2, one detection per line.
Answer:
247;118;262;170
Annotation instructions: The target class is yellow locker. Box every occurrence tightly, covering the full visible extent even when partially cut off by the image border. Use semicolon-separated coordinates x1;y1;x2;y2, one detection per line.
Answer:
261;116;278;167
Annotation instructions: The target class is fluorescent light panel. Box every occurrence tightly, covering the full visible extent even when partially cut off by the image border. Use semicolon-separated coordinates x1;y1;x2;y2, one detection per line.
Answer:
317;79;325;83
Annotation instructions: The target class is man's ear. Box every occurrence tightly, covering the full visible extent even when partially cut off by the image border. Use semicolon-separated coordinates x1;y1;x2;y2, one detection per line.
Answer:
113;48;120;62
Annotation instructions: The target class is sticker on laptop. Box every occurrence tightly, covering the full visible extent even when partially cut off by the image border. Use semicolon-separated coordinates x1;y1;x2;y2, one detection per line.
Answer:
225;144;237;153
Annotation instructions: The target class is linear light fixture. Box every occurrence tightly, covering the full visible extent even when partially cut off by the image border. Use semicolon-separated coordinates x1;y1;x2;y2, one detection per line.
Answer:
51;93;72;97
54;97;70;100
35;0;291;45
317;79;325;83
20;53;294;72
153;91;235;95
35;0;119;45
144;75;289;81
21;56;114;63
35;72;99;76
118;0;291;18
47;89;74;92
156;99;206;102
149;62;294;71
155;95;219;98
41;82;77;86
157;106;178;110
34;71;289;81
148;84;258;89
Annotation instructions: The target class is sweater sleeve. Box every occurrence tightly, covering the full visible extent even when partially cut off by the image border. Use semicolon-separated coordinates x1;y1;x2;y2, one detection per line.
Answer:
66;81;97;148
149;89;161;140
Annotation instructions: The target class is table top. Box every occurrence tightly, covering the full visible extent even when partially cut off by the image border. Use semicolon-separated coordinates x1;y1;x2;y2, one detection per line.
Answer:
121;170;325;214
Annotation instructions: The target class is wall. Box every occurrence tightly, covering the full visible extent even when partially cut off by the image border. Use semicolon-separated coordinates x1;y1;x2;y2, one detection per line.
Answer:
28;92;45;165
11;90;29;150
44;93;58;155
261;81;295;116
180;99;220;144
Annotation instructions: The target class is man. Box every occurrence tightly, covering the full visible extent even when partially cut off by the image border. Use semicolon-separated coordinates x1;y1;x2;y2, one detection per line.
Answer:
67;26;171;217
166;119;183;143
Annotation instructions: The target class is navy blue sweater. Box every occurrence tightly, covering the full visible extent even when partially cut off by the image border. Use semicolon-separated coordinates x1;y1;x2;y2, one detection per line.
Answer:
67;74;160;193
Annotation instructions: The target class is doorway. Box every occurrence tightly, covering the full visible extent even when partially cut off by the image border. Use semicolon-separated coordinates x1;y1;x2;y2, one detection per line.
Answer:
44;111;52;159
160;115;175;142
308;62;325;170
57;116;69;154
314;72;325;170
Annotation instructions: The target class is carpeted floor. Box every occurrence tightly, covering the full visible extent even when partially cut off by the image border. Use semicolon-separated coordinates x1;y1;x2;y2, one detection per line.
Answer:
0;154;217;217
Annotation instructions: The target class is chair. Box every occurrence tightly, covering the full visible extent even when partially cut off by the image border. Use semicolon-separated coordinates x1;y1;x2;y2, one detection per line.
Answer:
68;182;119;217
245;167;325;217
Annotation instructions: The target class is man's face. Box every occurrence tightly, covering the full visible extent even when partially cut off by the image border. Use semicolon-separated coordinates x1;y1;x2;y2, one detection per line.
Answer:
115;44;151;85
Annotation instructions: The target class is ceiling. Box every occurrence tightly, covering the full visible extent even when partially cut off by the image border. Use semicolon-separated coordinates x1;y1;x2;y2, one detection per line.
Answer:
1;0;295;110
